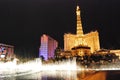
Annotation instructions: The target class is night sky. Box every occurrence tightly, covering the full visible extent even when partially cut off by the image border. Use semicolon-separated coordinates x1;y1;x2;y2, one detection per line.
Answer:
0;0;120;57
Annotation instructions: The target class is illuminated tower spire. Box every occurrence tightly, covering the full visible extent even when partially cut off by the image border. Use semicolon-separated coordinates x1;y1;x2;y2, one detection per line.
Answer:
76;5;83;36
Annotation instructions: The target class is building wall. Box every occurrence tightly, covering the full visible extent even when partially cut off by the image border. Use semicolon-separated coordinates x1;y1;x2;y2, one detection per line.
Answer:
64;33;76;51
84;31;100;53
39;34;58;60
0;43;14;60
39;34;48;60
48;37;58;59
6;47;14;59
64;31;100;53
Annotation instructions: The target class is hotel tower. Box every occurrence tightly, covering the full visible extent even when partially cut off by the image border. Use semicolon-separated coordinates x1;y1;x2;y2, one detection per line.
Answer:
39;34;58;60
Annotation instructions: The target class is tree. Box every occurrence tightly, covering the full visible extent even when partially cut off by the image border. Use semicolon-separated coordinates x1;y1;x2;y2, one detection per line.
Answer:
54;47;62;61
90;53;102;63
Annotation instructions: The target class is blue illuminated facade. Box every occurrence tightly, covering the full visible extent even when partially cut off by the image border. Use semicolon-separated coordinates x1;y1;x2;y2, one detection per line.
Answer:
39;34;58;60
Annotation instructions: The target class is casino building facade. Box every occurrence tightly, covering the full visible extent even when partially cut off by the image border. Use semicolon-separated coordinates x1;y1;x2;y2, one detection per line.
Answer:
64;6;100;56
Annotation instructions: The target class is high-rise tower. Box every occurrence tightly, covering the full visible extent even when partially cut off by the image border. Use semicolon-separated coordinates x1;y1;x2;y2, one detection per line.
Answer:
76;5;84;45
39;34;58;60
76;6;83;37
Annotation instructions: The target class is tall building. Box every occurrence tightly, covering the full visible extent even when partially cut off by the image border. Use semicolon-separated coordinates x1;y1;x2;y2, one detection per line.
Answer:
64;5;100;55
0;43;14;60
39;34;58;60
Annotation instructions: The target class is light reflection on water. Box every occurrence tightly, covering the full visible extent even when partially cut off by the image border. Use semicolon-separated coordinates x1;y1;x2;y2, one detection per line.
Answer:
0;58;77;79
0;58;120;80
15;70;78;80
0;70;106;80
0;58;86;80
